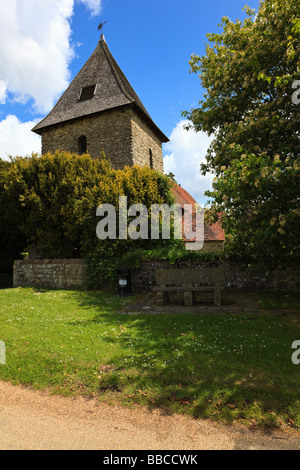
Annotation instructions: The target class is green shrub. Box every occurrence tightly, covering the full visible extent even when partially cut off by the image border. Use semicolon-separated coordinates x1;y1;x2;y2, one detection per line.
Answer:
2;152;178;284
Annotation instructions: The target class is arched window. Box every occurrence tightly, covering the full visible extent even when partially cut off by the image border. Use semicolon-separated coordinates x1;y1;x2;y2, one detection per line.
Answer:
78;135;87;155
149;149;153;169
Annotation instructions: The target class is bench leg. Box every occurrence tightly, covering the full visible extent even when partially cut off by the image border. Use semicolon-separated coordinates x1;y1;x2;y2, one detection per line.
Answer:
156;291;168;306
184;291;195;307
214;288;222;306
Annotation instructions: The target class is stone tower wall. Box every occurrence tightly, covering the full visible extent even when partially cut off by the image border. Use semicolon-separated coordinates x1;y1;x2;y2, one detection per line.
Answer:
41;108;133;169
130;110;164;173
41;107;164;172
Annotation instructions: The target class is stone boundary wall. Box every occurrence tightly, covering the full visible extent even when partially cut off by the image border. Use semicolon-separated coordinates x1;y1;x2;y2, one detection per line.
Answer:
13;259;87;289
13;258;300;294
132;260;300;294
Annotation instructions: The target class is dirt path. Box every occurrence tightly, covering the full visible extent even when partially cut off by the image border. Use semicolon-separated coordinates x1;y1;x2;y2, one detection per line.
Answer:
1;381;300;450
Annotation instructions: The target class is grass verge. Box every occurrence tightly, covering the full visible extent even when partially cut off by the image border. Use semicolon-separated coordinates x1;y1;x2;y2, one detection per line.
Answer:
0;287;300;429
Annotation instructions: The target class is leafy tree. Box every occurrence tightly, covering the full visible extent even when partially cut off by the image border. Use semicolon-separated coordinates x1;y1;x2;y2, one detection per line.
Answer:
3;152;113;258
3;152;175;283
0;158;27;272
82;163;176;287
183;0;300;265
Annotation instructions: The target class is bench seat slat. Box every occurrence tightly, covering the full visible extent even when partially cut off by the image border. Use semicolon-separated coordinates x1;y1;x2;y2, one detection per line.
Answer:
153;286;223;292
154;267;225;307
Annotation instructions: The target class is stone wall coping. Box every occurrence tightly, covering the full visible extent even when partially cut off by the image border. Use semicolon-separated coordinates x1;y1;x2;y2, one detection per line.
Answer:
14;259;86;265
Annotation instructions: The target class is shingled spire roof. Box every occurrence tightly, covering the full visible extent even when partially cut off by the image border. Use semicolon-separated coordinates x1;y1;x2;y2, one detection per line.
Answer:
32;36;169;142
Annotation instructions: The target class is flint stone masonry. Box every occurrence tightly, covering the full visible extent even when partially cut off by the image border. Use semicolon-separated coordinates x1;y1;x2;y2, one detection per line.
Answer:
132;260;300;294
13;258;300;295
13;259;87;289
41;108;132;168
41;107;164;172
130;110;164;172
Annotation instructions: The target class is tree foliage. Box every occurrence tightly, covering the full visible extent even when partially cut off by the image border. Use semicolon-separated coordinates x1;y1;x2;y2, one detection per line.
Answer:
183;0;300;265
2;151;174;267
0;158;27;271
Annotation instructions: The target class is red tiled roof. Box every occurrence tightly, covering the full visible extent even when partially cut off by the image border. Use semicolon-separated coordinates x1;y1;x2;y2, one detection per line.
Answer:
203;216;225;242
171;184;197;208
171;184;225;242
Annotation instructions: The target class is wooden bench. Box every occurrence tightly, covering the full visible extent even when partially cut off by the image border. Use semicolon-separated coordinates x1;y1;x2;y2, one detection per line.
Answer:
153;267;225;307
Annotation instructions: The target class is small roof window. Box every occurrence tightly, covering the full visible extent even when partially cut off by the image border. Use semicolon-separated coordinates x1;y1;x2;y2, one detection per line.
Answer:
78;84;96;102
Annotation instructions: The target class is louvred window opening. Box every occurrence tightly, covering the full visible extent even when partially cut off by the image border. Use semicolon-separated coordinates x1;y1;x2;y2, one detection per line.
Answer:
79;85;96;102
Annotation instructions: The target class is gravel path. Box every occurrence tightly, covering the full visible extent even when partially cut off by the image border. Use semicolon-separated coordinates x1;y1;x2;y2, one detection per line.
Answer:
0;380;300;450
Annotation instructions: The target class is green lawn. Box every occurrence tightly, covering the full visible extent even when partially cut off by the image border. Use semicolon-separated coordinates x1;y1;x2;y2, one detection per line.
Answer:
0;287;300;429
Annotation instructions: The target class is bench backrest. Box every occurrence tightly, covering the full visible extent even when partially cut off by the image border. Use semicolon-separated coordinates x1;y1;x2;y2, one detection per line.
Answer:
156;267;225;286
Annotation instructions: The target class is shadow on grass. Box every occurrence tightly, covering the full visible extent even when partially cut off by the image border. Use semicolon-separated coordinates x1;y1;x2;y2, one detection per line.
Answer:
68;290;300;428
258;293;300;311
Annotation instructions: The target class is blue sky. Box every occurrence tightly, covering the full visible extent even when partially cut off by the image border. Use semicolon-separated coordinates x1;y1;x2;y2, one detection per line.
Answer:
0;0;260;203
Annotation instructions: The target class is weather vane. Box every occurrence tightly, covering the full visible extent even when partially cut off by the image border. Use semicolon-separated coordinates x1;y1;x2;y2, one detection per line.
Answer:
98;20;107;37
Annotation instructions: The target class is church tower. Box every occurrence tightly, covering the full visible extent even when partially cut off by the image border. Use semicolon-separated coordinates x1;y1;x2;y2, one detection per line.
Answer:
32;35;168;173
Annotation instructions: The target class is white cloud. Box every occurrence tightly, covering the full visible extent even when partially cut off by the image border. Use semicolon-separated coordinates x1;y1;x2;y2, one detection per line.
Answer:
0;0;102;114
163;120;214;205
0;115;41;158
79;0;102;16
0;81;7;104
